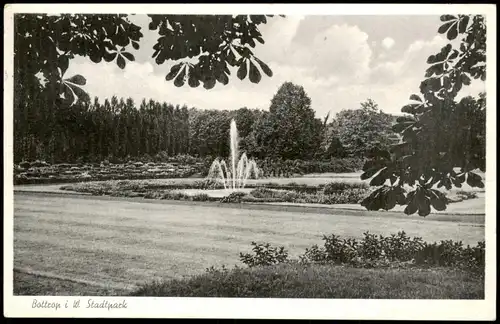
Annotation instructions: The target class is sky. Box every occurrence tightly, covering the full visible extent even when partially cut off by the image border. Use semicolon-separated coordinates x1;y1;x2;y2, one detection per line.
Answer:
65;14;485;119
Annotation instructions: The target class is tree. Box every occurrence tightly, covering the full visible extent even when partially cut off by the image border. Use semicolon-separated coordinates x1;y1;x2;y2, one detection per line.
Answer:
188;109;233;158
14;14;278;108
360;15;486;217
245;111;271;159
251;82;323;160
321;118;346;158
335;99;398;157
230;107;264;152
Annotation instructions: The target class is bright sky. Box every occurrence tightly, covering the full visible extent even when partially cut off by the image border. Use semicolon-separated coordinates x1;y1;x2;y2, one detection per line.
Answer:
66;14;485;119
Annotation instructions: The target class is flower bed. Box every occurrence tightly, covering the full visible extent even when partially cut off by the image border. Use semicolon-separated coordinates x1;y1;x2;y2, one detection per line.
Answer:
14;160;204;185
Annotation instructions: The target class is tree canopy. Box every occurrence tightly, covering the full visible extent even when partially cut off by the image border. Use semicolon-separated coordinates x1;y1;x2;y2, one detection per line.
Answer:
360;14;487;216
14;14;278;107
335;99;399;157
248;82;324;160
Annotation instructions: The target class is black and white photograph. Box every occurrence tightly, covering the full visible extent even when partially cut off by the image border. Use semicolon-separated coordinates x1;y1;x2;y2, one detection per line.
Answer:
3;3;496;320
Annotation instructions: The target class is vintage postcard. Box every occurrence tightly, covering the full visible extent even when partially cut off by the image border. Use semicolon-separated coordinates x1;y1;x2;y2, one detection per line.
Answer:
3;3;497;320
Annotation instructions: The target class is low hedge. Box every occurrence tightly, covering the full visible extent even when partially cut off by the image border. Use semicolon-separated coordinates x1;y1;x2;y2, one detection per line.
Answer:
240;231;485;273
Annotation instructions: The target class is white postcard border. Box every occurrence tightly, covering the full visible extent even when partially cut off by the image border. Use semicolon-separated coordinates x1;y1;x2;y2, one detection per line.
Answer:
3;3;497;320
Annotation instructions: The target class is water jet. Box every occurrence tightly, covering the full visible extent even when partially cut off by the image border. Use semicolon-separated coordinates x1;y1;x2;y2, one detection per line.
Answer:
206;119;260;191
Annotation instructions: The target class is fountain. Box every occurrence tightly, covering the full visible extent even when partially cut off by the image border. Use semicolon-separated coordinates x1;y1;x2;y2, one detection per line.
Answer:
206;119;260;192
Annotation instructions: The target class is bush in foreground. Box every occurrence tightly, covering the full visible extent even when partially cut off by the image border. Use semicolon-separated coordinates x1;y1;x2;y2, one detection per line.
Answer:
130;232;485;298
251;231;485;272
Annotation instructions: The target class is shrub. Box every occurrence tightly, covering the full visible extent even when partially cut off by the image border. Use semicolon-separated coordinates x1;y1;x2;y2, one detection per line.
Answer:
296;232;485;271
191;193;211;202
323;181;368;195
144;191;166;199
30;160;49;168
358;232;384;261
250;188;276;198
239;242;289;267
379;231;425;262
139;154;153;163
299;244;329;264
138;190;214;202
249;187;367;205
313;189;367;204
205;264;231;275
19;161;31;169
114;180;146;192
299;235;359;265
154;151;170;162
220;192;246;203
447;190;479;203
414;240;480;268
169;154;200;165
461;241;486;271
250;188;301;201
193;178;224;190
324;235;359;264
240;196;283;203
256;157;365;177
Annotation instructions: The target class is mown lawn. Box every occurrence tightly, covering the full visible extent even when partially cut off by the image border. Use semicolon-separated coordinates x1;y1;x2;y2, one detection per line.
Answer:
14;193;485;296
13;270;130;296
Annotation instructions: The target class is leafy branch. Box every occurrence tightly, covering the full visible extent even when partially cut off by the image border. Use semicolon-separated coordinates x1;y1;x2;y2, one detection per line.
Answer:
360;14;486;216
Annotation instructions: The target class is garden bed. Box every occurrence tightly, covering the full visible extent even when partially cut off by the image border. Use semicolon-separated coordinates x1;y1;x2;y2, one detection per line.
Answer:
59;180;371;204
14;160;204;185
58;178;479;206
13;157;367;185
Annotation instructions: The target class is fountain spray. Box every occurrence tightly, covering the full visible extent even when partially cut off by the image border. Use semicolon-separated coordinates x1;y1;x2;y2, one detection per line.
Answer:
206;119;260;191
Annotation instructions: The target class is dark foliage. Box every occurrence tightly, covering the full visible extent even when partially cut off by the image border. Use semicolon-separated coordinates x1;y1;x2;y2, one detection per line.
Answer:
237;231;485;272
219;191;246;203
239;242;289;267
361;15;486;216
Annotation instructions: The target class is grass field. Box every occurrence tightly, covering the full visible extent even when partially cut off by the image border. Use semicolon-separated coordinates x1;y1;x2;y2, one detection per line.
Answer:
13;192;484;296
14;269;129;296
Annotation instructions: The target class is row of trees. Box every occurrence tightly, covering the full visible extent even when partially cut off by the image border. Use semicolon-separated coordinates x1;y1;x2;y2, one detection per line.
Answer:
14;93;190;163
14;81;399;164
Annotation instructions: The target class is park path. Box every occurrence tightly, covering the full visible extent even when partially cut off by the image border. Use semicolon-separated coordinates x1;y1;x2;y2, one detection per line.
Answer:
12;192;484;292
